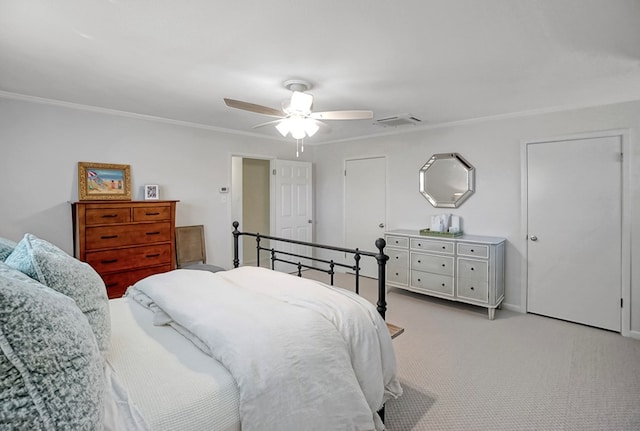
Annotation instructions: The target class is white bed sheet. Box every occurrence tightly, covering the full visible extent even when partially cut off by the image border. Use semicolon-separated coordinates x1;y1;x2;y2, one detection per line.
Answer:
106;297;241;431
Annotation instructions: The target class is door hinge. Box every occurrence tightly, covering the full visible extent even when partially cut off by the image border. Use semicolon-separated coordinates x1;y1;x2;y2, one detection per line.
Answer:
619;152;623;162
621;298;623;308
272;169;276;175
344;169;347;176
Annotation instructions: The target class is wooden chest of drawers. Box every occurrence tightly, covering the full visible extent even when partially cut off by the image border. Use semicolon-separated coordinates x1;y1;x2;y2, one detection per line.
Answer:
72;200;178;299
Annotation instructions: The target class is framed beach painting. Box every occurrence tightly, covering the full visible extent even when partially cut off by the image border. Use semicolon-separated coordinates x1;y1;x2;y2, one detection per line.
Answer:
78;162;131;201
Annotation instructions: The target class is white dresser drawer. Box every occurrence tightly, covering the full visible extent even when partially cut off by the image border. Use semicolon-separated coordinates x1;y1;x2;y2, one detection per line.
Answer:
457;278;489;302
386;249;409;286
457;243;489;258
410;238;454;254
386;235;409;249
411;270;454;296
411;252;454;276
457;258;488;281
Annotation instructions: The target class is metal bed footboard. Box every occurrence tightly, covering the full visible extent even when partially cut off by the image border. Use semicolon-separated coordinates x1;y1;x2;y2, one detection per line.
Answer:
231;221;389;319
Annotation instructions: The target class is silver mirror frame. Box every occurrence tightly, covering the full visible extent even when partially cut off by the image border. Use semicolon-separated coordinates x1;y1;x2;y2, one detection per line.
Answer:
419;152;475;208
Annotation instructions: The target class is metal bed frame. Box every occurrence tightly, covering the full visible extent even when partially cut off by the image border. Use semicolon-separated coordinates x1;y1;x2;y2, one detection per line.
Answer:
231;221;389;319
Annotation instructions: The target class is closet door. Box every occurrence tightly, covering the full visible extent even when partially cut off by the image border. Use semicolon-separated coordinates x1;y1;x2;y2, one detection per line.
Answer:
345;157;386;278
526;135;622;331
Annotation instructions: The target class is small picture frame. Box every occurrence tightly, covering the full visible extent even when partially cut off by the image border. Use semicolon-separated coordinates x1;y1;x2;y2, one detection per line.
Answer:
78;162;131;201
144;184;159;200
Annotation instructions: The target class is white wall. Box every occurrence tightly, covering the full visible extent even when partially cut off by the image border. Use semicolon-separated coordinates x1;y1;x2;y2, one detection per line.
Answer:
2;96;639;336
311;100;640;336
0;97;306;269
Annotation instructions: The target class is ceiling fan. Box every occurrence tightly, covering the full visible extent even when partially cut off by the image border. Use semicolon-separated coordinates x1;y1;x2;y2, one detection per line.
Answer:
223;79;373;142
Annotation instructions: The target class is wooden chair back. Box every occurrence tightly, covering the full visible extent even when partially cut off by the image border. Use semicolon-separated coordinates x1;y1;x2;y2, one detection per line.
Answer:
175;225;207;268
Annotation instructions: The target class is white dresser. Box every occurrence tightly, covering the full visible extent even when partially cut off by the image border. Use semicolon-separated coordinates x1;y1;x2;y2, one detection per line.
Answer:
385;229;505;319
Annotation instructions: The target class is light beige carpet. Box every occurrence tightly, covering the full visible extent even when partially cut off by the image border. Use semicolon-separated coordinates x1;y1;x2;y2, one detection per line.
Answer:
303;270;640;431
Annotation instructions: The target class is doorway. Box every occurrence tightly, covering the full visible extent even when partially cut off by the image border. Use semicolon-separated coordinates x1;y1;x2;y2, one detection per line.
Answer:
231;156;313;269
231;156;271;266
524;131;629;332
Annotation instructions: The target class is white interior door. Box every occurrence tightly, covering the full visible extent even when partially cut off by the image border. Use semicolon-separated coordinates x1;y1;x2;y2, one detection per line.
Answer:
526;135;622;331
271;159;313;272
345;157;386;278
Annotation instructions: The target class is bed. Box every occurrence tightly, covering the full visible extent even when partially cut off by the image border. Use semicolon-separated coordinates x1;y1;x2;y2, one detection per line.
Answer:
0;226;402;431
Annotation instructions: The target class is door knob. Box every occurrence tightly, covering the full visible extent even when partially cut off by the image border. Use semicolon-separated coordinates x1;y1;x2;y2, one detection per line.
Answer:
530;235;538;241
379;223;385;228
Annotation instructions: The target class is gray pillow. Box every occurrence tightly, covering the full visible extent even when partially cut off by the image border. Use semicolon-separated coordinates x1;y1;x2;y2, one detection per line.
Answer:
5;233;111;354
0;237;16;261
0;262;104;430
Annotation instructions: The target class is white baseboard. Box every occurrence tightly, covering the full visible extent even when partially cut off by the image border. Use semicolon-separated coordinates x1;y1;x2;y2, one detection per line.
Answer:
501;303;524;313
628;330;640;340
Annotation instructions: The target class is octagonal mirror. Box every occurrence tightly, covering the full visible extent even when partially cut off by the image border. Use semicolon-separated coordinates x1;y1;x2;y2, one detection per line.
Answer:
419;153;475;208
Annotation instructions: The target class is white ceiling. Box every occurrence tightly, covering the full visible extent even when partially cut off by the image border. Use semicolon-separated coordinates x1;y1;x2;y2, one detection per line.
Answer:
1;0;639;144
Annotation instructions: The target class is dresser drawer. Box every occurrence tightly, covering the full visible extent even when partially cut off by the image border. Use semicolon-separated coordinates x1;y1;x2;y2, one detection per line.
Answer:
386;249;408;286
133;206;171;222
411;252;454;276
457;243;489;258
411;270;454;296
101;264;172;299
385;235;409;249
457;278;489;303
410;238;454;254
85;222;171;249
86;244;172;273
85;208;131;225
457;258;488;281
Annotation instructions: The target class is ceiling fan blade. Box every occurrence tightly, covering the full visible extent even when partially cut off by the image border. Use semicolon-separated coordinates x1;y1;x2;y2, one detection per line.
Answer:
252;119;284;129
224;98;285;118
310;110;373;120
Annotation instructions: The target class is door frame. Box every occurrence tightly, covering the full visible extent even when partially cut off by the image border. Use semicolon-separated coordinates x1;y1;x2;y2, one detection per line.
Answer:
343;155;388;276
520;129;631;336
229;152;275;266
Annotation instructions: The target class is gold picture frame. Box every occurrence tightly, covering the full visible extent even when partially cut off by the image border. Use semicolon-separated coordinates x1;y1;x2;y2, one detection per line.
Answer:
78;162;131;201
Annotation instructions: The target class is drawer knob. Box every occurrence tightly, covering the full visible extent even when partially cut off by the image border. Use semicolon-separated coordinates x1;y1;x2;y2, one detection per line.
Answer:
470;249;475;252
146;212;160;216
395;272;399;276
441;283;445;287
101;259;118;264
395;256;399;259
441;263;446;267
417;260;421;263
417;278;421;282
442;246;445;249
101;235;118;239
101;214;118;218
471;267;475;271
470;286;475;290
418;243;421;246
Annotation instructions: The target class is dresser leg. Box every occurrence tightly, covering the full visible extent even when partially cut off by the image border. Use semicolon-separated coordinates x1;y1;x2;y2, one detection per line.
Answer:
488;307;495;320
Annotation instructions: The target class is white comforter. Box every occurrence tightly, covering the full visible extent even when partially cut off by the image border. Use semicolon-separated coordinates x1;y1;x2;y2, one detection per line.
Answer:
128;267;402;431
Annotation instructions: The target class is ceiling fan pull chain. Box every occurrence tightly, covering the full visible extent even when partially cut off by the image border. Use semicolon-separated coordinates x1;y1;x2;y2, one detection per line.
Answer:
296;139;300;158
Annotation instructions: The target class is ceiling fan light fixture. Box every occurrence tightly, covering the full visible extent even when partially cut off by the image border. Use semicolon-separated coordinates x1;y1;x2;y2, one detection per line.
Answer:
290;91;313;114
275;121;290;137
304;120;319;137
